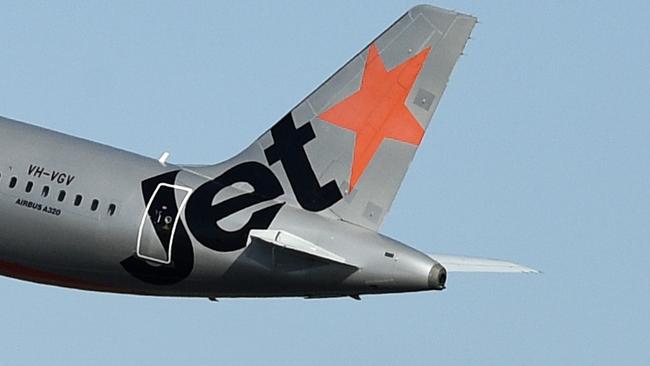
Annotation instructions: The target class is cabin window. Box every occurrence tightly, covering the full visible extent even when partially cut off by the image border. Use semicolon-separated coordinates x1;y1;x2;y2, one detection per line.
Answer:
25;181;33;193
74;194;83;206
41;186;50;198
108;203;116;216
9;176;17;188
57;190;66;202
91;199;99;211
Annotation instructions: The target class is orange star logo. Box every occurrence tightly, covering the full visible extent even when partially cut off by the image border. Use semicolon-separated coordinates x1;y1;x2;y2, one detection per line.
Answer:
319;44;431;191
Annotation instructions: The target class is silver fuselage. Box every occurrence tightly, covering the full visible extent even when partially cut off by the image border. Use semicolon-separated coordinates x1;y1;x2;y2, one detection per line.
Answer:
0;117;440;298
0;5;496;298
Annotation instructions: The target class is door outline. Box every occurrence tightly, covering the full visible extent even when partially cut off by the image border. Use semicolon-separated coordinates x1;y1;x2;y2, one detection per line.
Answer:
136;183;193;265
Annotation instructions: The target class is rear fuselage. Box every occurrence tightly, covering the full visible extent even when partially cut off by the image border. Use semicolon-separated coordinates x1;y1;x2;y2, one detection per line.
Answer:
0;116;441;298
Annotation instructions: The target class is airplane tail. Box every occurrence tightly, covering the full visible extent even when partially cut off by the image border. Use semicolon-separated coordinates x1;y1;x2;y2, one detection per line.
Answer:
190;5;477;231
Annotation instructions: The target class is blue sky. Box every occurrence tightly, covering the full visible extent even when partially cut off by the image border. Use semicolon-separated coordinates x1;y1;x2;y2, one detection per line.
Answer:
1;1;648;365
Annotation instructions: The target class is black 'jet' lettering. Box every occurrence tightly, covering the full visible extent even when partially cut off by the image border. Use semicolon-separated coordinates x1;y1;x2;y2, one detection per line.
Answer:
185;162;285;252
264;114;342;211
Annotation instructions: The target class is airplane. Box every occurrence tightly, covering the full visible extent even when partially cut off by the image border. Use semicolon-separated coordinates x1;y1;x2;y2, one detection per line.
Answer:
0;4;537;300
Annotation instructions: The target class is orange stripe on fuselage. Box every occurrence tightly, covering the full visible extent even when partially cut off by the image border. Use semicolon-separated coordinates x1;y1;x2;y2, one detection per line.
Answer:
0;259;122;293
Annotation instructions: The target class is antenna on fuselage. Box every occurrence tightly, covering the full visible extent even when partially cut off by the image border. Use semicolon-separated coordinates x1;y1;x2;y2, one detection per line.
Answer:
158;151;170;166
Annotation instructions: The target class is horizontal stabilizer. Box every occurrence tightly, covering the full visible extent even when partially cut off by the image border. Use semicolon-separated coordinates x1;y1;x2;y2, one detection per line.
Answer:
429;254;539;273
249;230;356;267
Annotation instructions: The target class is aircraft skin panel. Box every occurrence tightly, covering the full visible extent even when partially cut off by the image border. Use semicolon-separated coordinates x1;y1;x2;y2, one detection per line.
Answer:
191;5;477;232
0;5;535;299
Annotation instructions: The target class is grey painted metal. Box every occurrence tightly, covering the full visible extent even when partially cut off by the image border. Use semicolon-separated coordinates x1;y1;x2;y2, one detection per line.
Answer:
0;5;535;300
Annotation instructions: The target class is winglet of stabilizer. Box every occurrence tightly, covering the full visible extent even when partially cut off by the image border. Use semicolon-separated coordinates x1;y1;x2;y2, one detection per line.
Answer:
429;254;539;273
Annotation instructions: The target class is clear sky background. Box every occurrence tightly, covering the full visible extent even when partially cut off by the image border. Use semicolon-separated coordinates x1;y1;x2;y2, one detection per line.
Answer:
0;1;648;365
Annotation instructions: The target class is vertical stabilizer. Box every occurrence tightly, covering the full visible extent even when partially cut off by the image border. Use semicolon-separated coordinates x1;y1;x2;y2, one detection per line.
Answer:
190;5;477;231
